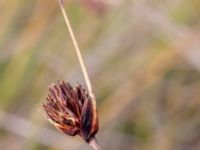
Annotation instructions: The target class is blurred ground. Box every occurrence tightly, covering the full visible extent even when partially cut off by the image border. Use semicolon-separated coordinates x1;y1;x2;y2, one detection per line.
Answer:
0;0;200;150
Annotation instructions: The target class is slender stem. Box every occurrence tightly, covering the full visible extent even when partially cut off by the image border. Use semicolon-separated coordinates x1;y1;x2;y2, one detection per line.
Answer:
89;138;102;150
58;0;94;98
58;2;100;149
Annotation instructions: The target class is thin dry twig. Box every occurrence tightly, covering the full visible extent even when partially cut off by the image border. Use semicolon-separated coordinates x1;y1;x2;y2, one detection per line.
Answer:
58;0;94;99
89;138;102;150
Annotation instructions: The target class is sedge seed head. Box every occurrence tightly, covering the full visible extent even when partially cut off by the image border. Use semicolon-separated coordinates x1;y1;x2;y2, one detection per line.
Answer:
42;80;99;143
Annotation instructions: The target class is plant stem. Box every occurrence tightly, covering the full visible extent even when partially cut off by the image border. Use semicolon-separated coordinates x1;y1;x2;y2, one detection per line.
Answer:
58;2;100;150
58;0;94;98
89;137;102;150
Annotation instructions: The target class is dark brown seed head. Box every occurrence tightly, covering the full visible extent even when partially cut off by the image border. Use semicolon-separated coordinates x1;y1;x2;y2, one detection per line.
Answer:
42;80;99;143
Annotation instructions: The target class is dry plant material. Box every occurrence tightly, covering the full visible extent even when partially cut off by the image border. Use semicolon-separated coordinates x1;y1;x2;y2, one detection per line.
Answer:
42;0;101;149
43;81;98;143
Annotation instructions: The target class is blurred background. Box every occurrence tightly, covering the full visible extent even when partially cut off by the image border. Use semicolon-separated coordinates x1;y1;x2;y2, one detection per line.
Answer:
0;0;200;149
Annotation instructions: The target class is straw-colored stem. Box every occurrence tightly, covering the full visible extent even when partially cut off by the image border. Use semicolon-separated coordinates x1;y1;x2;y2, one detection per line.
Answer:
89;138;102;150
58;0;94;98
58;2;100;149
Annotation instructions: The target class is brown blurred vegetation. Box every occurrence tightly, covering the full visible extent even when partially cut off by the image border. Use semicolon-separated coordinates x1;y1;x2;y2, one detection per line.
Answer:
0;0;200;150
